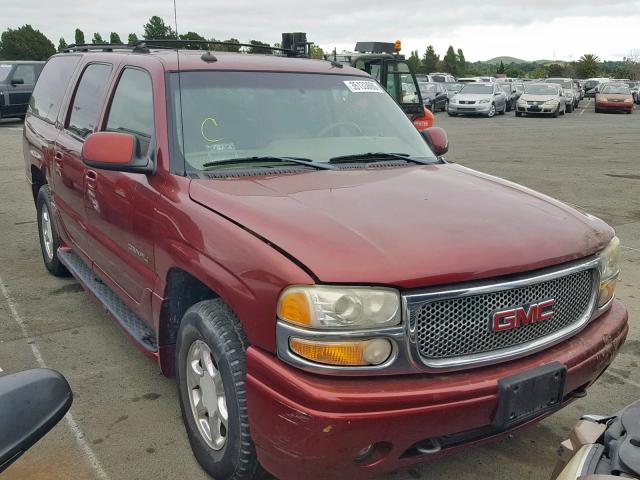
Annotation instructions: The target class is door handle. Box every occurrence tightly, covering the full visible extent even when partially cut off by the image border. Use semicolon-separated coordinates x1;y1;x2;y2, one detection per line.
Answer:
54;151;63;167
85;170;98;188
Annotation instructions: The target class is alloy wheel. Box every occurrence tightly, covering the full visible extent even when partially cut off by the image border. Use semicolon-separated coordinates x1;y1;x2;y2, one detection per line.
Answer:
41;206;54;261
186;340;228;450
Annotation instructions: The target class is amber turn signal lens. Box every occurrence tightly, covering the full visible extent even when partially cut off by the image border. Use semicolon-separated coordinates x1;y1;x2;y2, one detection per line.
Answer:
598;278;618;307
278;291;311;326
289;338;392;366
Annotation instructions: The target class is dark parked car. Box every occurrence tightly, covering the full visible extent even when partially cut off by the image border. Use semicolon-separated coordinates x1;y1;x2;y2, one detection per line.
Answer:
0;61;44;120
24;43;627;480
418;81;449;111
498;82;518;111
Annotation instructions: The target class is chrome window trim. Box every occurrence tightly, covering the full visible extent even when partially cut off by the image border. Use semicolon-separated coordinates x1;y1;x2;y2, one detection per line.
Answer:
403;256;601;371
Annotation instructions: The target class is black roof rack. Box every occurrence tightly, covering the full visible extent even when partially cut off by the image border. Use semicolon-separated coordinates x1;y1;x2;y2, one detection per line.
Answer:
63;43;151;53
134;39;305;57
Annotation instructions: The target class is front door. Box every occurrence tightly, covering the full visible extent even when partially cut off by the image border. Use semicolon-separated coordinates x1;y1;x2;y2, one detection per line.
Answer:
84;67;157;315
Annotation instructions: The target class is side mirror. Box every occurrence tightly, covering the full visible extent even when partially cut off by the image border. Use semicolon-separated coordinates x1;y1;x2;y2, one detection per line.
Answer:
421;127;449;156
0;369;72;473
82;132;154;174
10;78;24;85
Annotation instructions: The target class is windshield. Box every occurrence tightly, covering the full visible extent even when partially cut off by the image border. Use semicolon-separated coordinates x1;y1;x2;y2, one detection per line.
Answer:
546;78;573;89
584;80;598;89
0;64;13;82
625;81;638;88
418;83;437;93
170;72;437;170
524;84;559;95
460;84;493;94
514;83;524;92
601;84;631;95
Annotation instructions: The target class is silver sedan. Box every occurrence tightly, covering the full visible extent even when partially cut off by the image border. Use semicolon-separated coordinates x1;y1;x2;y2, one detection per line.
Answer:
515;83;566;117
448;83;508;117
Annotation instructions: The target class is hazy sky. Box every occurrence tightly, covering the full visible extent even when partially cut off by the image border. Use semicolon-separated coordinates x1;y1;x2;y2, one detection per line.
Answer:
3;0;640;61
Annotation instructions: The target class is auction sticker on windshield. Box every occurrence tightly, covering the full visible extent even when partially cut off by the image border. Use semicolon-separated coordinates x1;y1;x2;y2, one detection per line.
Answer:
344;80;384;93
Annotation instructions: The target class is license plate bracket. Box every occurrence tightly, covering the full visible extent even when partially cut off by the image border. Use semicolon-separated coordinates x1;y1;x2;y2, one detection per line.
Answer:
493;362;567;429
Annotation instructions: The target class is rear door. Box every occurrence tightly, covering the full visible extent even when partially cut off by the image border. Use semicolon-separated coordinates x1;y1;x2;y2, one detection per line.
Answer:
84;66;157;311
7;64;37;117
54;62;113;256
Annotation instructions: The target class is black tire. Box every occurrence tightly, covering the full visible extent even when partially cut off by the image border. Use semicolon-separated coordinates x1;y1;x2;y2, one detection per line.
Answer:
553;106;559;118
505;100;512;112
595;108;601;113
448;111;457;116
566;103;574;113
36;185;69;277
515;111;522;117
176;299;259;480
442;100;449;112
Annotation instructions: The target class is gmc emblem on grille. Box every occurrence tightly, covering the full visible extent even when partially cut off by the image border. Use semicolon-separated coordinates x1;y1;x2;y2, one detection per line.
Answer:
491;299;556;332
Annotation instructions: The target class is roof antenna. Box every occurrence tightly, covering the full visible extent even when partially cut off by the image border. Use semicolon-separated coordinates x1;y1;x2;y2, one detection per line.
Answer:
172;0;187;176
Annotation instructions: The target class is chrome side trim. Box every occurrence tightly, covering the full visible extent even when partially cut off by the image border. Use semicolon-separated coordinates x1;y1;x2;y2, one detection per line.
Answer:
403;256;601;372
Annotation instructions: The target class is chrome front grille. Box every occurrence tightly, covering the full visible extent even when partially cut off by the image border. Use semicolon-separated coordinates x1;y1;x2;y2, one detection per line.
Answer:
406;264;598;369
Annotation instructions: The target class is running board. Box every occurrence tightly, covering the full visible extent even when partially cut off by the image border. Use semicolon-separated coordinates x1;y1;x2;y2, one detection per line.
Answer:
58;249;158;352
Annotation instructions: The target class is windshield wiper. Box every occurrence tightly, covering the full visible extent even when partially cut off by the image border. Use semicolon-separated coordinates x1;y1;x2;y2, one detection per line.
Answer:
328;152;434;165
202;156;335;170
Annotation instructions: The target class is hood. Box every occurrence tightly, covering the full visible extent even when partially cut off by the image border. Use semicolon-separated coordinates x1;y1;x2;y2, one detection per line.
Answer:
520;94;559;102
189;165;612;289
422;92;437;100
597;93;632;100
456;93;493;101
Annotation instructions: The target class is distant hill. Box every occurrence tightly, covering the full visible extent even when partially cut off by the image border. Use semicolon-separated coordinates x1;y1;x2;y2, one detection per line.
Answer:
486;56;528;64
483;57;567;65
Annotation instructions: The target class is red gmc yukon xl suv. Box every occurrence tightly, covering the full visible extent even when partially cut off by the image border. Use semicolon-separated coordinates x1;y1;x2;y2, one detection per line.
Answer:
23;45;628;480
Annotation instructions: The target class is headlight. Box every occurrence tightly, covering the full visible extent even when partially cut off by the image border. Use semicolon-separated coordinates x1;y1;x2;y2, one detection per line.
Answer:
597;236;621;307
545;99;558;105
478;99;490;104
517;98;527;104
278;285;401;329
624;98;632;103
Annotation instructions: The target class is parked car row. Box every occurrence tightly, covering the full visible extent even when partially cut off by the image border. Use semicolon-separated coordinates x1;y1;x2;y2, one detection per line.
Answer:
441;77;588;118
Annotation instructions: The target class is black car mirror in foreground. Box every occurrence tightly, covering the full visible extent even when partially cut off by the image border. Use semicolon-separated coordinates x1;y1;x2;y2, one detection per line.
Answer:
0;369;72;473
10;78;24;85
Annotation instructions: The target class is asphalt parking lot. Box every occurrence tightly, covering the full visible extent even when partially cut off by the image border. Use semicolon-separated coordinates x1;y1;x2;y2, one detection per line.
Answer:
1;97;638;480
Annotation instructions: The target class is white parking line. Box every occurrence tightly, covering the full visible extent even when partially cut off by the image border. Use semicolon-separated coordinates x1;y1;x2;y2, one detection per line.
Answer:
0;276;110;480
579;98;591;116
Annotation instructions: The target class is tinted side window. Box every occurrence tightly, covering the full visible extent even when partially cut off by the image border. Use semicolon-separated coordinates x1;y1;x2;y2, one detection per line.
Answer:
28;56;81;123
67;64;112;139
106;68;154;149
14;64;36;84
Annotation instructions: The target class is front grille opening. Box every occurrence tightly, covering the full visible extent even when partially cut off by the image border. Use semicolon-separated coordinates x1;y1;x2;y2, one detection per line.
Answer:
410;269;595;361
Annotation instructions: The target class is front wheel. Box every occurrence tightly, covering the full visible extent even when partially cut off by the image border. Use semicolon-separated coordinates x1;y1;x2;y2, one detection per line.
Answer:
487;103;496;117
36;185;69;277
515;111;522;117
176;299;259;480
566;103;574;113
553;106;559;118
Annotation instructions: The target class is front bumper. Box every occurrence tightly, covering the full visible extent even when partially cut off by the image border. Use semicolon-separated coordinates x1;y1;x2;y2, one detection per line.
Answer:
596;101;633;112
516;103;558;114
448;103;491;115
246;300;628;480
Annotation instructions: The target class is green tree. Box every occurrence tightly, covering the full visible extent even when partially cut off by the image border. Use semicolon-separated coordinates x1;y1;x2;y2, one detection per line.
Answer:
576;54;600;78
505;66;523;78
143;15;177;40
0;25;55;60
308;44;324;59
443;45;458;75
58;37;68;52
547;63;564;76
109;32;122;44
422;45;439;73
248;40;272;54
179;31;206;49
74;28;85;45
497;60;505;74
128;33;139;44
407;50;420;73
218;38;241;52
92;32;104;44
457;48;466;75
